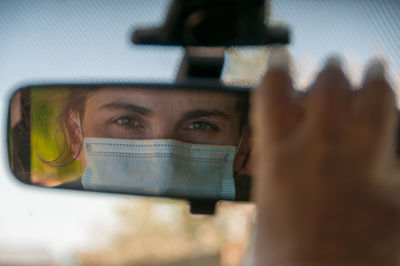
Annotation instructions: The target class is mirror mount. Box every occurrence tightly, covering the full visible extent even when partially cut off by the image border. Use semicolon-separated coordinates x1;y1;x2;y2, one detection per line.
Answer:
177;47;227;215
132;0;289;46
176;46;225;83
189;199;217;215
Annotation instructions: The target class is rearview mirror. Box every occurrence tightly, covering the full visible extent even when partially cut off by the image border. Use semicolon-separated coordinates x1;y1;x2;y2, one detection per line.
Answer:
8;83;251;203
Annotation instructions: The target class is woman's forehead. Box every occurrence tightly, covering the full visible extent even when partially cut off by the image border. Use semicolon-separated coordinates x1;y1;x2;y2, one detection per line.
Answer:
86;87;238;109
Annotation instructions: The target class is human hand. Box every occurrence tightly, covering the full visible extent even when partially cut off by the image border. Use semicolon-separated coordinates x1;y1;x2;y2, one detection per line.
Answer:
251;50;400;266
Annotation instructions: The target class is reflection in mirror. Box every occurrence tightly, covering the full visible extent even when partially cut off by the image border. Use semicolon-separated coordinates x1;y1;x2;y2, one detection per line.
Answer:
8;85;251;201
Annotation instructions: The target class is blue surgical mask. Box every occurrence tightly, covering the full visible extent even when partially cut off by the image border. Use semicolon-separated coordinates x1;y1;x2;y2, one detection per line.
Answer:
81;138;236;200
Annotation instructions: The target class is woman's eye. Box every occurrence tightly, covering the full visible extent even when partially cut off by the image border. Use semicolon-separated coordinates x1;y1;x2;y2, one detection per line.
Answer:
114;117;142;128
186;121;217;131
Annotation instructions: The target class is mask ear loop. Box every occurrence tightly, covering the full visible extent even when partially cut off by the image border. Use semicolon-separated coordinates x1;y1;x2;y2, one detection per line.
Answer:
77;115;83;143
77;115;86;173
235;125;251;172
69;112;85;172
236;129;245;156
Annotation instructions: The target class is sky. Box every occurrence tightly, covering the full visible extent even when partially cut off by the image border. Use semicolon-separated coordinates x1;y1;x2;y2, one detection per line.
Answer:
0;0;180;261
0;0;399;263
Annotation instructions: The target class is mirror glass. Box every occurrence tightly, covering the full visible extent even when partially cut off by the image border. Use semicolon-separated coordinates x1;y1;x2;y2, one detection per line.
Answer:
8;85;251;201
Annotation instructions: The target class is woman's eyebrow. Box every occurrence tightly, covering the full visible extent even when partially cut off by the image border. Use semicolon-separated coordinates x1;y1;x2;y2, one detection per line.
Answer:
182;109;231;120
99;102;152;116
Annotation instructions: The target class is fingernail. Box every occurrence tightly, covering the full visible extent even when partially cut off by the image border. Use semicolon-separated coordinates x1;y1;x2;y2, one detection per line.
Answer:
364;59;386;83
267;45;290;71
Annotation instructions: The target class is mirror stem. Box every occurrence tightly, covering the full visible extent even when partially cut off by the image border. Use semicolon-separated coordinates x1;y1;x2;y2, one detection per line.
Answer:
176;46;226;83
189;199;218;215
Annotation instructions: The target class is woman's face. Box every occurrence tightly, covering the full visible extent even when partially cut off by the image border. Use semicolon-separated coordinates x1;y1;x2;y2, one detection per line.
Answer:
72;87;249;172
80;87;242;145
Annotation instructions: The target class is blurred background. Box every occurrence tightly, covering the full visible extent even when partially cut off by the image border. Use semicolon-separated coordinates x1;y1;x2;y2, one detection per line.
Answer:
1;0;399;265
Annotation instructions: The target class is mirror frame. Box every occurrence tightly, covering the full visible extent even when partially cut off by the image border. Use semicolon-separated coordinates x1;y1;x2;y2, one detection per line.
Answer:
7;81;252;213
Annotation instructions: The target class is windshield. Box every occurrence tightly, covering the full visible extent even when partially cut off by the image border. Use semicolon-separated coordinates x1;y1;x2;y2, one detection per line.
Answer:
1;1;399;265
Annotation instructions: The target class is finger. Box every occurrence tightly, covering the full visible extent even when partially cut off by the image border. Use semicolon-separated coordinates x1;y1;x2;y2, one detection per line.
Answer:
303;57;353;141
251;47;302;144
354;60;398;163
